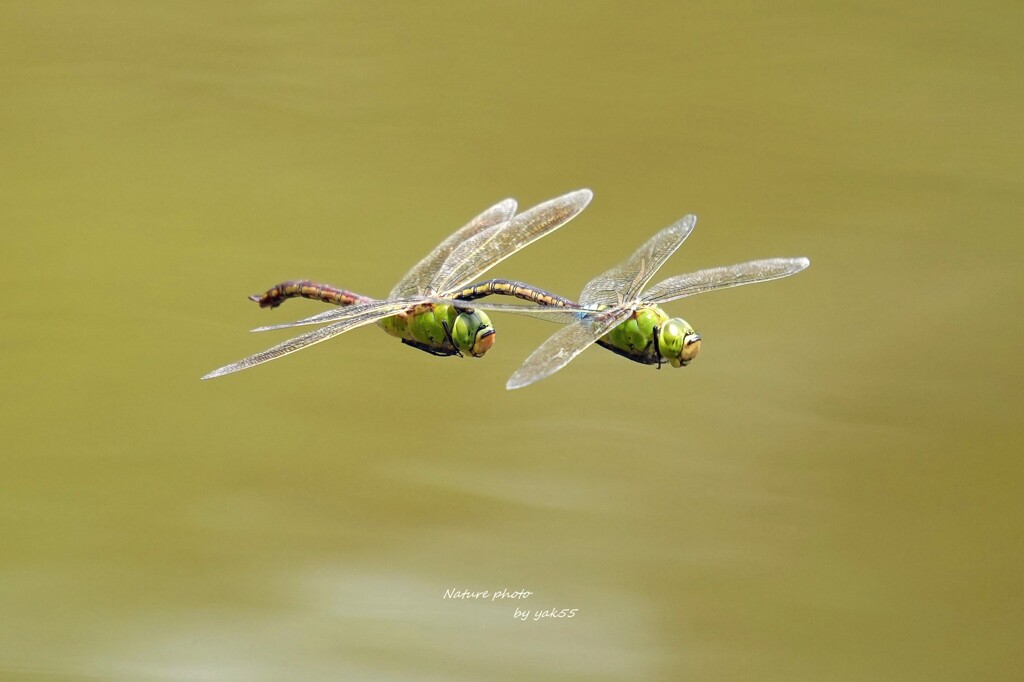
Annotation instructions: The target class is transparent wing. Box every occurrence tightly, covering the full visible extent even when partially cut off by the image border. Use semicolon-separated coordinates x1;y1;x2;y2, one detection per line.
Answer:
506;308;630;390
389;198;517;299
456;300;587;324
254;289;587;332
439;279;586;323
201;300;413;379
643;257;811;305
428;189;593;295
580;215;697;306
249;296;401;332
254;280;589;334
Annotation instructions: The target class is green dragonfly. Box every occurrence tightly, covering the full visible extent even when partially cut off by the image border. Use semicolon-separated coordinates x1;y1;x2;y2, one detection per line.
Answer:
201;189;593;379
451;215;810;389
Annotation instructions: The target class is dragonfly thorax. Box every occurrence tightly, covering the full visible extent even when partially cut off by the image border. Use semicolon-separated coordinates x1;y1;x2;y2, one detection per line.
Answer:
377;303;495;358
600;306;700;368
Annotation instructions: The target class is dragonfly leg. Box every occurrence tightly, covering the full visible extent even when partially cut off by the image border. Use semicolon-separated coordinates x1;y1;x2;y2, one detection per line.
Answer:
595;339;661;366
441;320;464;358
652;326;663;370
400;339;459;357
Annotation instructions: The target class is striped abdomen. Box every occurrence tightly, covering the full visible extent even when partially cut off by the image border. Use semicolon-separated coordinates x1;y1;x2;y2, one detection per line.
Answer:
453;279;576;308
249;281;374;309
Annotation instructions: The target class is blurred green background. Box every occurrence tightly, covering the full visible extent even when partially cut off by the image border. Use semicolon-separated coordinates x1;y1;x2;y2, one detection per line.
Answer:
1;2;1021;680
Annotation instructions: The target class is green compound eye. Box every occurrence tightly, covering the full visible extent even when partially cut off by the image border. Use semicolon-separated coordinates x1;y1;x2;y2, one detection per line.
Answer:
660;318;701;368
452;310;496;357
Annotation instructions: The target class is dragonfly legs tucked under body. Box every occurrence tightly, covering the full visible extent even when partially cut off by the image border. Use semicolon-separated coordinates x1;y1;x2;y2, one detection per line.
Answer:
652;326;663;369
402;336;459;357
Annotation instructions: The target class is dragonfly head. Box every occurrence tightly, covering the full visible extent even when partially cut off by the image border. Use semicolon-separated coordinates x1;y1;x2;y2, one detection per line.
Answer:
659;318;701;368
452;309;496;358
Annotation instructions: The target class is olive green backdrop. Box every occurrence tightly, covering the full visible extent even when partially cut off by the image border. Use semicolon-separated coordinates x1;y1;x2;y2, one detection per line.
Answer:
1;2;1020;680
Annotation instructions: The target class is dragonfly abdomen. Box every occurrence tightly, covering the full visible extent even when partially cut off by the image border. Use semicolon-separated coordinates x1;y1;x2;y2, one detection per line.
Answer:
454;279;576;308
249;281;374;309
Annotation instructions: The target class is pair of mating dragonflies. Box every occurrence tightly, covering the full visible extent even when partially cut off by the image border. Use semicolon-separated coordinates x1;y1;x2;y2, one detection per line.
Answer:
202;189;809;388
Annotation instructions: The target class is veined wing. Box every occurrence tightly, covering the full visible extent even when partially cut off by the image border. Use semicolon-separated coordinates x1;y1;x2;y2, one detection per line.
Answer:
458;300;587;324
249;297;399;332
389;198;517;299
253;283;590;333
642;257;811;305
580;215;697;306
428;189;593;295
201;300;413;379
506;308;630;390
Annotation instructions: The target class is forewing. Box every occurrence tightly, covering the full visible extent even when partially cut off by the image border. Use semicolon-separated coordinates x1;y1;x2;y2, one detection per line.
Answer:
642;257;811;305
428;189;593;295
580;215;697;306
201;300;413;379
506;309;629;390
389;198;517;299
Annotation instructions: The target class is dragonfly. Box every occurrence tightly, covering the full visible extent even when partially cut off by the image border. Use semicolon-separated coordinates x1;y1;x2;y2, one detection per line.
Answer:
201;189;593;379
450;215;810;389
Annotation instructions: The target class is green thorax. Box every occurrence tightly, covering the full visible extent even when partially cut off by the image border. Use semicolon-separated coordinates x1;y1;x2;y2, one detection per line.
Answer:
377;303;495;357
598;304;699;368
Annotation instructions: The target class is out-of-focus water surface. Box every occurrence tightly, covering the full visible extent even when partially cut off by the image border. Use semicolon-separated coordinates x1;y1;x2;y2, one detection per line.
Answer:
2;2;1021;680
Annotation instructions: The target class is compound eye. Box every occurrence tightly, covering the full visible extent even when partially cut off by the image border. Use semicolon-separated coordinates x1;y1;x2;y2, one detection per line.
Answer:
680;333;701;363
453;310;495;356
472;326;496;357
660;318;699;367
451;313;476;352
